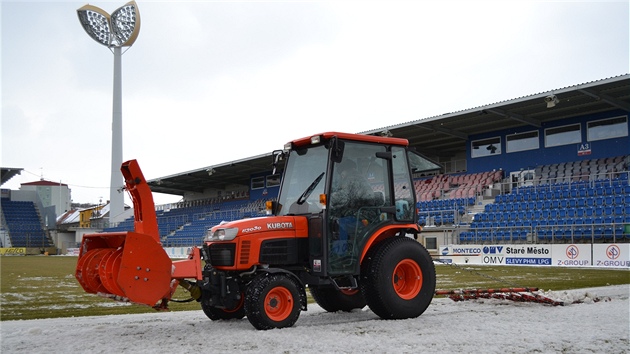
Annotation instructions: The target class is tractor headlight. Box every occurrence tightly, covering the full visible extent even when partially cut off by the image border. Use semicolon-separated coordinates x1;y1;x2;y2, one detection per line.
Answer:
204;227;238;242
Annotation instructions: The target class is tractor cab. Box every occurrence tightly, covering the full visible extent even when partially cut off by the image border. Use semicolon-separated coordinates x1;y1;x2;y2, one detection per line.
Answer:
271;132;440;278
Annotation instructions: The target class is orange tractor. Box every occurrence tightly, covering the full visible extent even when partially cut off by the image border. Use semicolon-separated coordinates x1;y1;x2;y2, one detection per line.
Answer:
75;132;437;330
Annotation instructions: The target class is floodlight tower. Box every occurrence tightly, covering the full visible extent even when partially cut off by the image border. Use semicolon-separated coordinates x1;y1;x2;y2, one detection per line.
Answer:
77;1;140;224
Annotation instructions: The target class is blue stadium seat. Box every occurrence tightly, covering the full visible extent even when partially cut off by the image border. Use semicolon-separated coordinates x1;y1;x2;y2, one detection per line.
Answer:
613;205;623;216
603;226;614;240
594;207;604;217
595;196;604;207
604;196;614;206
559;209;567;218
577;197;586;208
537;229;548;241
573;228;584;240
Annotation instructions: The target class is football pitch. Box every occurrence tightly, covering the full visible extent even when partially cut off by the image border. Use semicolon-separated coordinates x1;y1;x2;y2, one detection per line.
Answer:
1;255;628;321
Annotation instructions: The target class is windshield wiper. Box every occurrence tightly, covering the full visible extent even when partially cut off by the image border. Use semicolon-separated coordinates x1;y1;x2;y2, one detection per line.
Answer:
296;172;325;205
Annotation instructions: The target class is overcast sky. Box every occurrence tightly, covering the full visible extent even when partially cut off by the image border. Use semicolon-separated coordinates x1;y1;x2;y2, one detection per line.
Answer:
2;0;629;206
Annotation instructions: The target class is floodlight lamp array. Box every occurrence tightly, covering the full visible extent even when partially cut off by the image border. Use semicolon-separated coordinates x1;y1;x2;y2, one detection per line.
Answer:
77;1;140;48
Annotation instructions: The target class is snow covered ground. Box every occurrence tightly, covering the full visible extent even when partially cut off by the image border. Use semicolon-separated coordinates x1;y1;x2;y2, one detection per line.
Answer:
1;285;628;354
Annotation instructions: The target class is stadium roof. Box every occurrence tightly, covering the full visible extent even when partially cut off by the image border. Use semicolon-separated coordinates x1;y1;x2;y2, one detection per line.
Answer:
1;168;23;187
147;152;278;195
147;74;630;197
361;74;630;157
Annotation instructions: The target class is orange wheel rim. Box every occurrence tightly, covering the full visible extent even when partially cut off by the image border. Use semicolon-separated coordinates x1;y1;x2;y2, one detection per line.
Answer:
392;259;423;300
264;287;293;321
340;289;359;296
225;293;244;313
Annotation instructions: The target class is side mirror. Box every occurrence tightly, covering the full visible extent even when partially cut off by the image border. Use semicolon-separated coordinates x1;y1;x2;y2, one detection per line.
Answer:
271;149;285;175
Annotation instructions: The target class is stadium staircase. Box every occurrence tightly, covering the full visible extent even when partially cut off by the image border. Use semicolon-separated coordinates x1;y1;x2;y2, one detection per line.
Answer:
415;170;503;227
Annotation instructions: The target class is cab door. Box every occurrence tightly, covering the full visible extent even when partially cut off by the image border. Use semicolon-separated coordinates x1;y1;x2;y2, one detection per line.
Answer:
326;141;391;275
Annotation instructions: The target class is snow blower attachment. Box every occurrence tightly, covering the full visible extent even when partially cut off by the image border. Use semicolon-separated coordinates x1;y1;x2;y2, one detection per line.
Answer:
75;160;177;307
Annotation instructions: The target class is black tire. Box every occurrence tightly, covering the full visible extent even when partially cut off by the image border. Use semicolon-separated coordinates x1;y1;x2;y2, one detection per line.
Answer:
245;273;302;330
201;296;245;320
309;286;366;312
360;236;436;320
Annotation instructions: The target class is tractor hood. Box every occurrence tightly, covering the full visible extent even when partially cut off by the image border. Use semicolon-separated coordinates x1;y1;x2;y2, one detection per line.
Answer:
204;216;309;242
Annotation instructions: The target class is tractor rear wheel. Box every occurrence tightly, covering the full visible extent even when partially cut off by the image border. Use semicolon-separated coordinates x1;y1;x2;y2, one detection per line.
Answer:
360;236;435;319
245;273;302;330
201;296;245;320
309;286;366;312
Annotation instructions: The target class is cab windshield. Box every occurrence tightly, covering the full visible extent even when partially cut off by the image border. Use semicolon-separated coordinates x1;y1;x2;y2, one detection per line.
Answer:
276;145;329;216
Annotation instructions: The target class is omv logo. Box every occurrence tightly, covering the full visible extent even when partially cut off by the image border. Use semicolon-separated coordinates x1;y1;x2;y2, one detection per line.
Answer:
483;246;504;254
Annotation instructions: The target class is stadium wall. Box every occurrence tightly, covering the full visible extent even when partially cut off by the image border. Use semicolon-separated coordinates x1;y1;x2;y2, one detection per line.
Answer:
248;171;281;200
466;110;630;174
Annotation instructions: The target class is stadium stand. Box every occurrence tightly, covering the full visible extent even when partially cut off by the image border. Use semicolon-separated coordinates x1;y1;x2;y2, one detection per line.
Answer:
0;198;53;248
100;154;629;247
103;198;267;246
458;156;630;244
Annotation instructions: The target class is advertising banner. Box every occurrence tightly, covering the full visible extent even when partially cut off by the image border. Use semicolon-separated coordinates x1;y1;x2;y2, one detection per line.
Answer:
0;248;26;256
593;244;630;268
440;244;553;266
65;248;81;256
438;245;484;265
436;244;630;268
164;246;194;259
552;244;592;267
500;245;553;266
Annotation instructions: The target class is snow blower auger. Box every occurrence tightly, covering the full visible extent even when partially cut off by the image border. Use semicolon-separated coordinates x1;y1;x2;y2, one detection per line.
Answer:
74;159;201;309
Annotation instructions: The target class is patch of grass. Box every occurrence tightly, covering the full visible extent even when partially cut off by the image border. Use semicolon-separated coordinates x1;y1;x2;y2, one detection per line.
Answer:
0;256;199;321
1;256;628;321
435;263;630;291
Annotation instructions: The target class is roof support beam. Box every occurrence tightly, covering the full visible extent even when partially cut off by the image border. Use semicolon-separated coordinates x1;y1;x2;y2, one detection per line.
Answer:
485;108;541;128
578;88;630;111
413;124;468;140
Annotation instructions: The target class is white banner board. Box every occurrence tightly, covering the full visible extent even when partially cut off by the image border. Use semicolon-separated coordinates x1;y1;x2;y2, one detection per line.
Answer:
439;243;629;269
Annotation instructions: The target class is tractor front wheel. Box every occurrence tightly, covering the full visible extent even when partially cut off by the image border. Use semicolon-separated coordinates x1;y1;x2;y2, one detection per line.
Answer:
245;273;302;330
361;236;436;319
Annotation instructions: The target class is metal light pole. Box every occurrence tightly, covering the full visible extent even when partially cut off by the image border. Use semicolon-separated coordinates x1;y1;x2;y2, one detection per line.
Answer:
77;1;140;224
